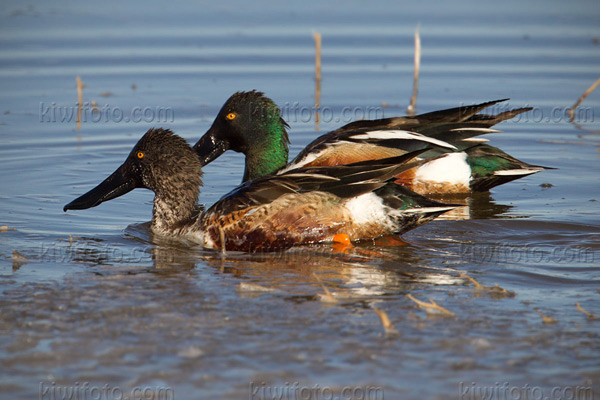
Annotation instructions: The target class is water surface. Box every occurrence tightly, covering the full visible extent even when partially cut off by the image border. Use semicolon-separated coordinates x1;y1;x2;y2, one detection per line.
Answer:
1;0;599;399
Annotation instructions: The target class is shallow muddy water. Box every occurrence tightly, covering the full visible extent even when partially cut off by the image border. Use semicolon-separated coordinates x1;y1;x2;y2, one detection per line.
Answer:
1;0;599;399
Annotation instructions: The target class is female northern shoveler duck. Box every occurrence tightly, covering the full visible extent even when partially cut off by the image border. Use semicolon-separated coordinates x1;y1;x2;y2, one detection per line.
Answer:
194;91;548;195
64;128;457;252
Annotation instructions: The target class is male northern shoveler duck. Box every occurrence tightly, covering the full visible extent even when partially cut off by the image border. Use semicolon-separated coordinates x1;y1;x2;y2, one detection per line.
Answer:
64;128;457;252
194;91;548;195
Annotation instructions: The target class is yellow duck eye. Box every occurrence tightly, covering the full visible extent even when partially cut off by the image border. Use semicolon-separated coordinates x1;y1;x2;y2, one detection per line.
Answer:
226;112;236;120
137;151;144;159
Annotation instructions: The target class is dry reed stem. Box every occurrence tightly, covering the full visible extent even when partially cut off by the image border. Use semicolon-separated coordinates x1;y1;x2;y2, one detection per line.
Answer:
372;306;398;335
568;77;600;124
312;272;337;303
313;32;322;130
11;250;28;262
406;293;455;317
75;76;84;130
459;273;484;289
459;273;516;298
535;308;557;325
576;302;600;320
11;249;28;271
218;226;227;255
407;25;421;116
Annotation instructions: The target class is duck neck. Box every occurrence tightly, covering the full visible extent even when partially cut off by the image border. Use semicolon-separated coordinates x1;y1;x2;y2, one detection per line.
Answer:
242;117;289;182
150;176;201;233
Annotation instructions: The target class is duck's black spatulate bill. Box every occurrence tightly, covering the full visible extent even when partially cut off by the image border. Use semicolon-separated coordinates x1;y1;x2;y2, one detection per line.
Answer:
193;126;230;167
64;164;138;211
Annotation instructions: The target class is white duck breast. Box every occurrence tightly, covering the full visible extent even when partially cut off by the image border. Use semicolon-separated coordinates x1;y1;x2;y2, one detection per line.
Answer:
415;152;471;188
